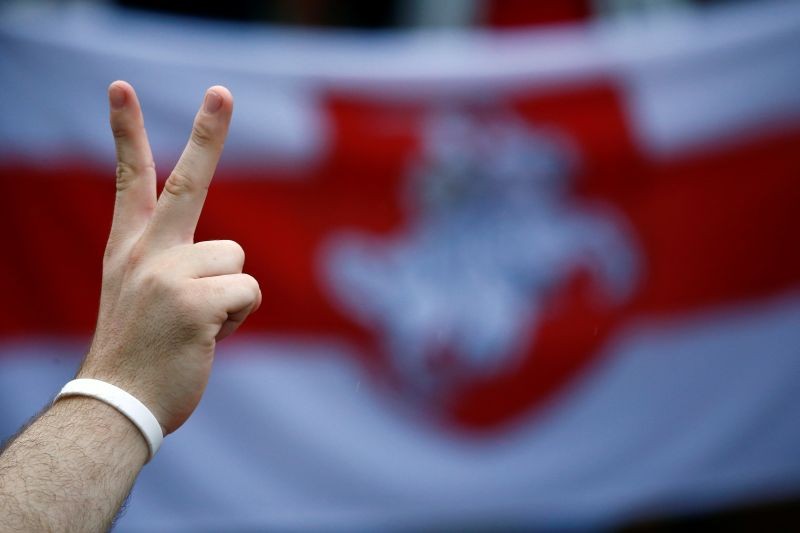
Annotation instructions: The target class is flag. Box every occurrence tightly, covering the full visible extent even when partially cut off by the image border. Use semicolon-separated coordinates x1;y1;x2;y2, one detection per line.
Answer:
1;1;799;530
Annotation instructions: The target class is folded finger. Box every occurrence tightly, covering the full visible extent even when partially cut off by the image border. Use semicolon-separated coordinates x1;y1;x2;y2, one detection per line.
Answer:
176;240;245;278
196;273;260;336
216;286;261;342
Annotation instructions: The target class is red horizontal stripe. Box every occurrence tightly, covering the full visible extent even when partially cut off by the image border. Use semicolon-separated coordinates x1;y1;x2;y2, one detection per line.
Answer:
2;84;798;429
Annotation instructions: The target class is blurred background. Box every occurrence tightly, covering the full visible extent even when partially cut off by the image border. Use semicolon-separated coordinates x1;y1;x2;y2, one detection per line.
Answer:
1;0;799;531
5;0;758;27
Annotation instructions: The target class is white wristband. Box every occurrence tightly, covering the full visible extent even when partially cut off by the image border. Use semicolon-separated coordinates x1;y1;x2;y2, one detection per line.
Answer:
54;378;164;462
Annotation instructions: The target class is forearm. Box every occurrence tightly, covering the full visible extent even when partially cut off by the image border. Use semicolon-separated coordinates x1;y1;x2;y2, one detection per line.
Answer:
0;397;148;531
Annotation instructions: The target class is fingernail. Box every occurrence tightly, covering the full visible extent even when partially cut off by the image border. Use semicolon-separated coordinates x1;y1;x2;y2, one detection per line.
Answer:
204;90;223;114
109;84;126;109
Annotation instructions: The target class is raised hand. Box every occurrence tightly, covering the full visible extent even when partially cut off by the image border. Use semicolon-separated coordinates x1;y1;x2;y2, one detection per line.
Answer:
78;81;261;435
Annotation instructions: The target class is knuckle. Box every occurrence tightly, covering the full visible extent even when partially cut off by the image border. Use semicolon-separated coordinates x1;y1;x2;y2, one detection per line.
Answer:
222;240;245;263
164;168;196;197
241;273;260;294
111;123;128;140
209;280;229;301
197;282;228;319
137;267;164;291
190;120;216;149
115;161;137;192
136;257;175;291
115;160;155;193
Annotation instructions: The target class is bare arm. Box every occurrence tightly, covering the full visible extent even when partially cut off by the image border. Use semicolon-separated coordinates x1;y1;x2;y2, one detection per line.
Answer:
0;81;260;530
0;399;147;531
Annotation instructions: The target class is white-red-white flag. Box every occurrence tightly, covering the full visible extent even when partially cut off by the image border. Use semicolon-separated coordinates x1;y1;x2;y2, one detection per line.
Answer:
1;2;799;530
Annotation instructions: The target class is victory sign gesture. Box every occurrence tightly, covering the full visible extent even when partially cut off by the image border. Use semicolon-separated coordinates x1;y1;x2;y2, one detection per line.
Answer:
79;81;262;435
0;82;261;531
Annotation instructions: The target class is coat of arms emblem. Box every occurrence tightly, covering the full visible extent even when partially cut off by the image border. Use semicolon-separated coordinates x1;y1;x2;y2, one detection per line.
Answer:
324;109;639;399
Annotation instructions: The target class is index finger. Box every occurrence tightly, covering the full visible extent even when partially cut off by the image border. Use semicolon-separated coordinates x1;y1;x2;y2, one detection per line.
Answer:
144;86;233;247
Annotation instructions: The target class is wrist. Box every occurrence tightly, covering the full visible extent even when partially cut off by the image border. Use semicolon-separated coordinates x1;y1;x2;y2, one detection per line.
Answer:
47;396;149;467
55;379;164;461
76;357;169;435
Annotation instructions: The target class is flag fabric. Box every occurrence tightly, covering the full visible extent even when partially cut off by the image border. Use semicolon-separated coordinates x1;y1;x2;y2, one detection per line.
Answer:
1;2;800;530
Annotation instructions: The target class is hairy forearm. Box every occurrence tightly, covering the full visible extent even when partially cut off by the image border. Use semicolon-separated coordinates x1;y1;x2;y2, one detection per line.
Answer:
0;397;148;532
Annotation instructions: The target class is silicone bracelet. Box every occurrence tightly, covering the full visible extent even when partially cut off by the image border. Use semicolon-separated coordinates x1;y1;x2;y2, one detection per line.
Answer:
54;378;163;462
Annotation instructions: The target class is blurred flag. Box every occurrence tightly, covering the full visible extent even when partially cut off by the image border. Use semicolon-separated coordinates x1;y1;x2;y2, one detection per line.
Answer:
1;1;799;530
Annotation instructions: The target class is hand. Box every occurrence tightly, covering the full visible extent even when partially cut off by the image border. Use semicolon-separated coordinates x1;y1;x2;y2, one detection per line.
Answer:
77;81;261;435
